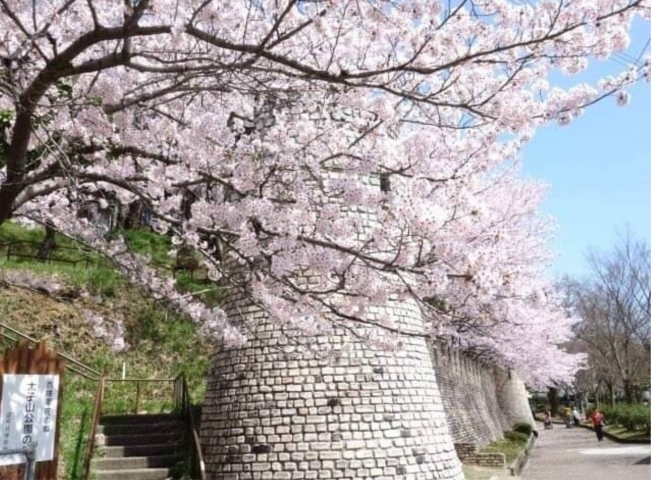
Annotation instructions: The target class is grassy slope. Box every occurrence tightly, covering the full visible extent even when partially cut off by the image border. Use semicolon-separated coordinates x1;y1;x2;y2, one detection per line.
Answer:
0;222;217;479
479;433;529;464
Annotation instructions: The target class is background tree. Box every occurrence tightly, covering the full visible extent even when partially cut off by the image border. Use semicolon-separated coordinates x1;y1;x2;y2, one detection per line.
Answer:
565;233;651;404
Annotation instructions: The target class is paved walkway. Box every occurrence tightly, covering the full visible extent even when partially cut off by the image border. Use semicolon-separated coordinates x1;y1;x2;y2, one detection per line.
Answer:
518;423;650;480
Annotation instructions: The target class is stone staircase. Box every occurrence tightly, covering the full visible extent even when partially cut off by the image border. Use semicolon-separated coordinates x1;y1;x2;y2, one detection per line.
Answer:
92;413;185;480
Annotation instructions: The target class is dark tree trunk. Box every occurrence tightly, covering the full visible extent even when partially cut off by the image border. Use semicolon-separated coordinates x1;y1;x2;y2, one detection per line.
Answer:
548;387;559;417
124;201;142;230
623;379;634;404
606;382;615;406
633;385;643;404
36;224;57;260
181;189;196;221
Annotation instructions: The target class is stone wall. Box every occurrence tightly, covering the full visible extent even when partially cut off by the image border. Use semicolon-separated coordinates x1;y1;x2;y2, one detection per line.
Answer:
431;344;506;448
459;451;506;469
200;293;465;480
432;343;534;450
199;304;536;479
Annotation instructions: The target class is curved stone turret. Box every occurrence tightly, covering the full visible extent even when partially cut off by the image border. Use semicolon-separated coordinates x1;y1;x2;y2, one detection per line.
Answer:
200;98;467;479
494;369;535;429
200;293;465;479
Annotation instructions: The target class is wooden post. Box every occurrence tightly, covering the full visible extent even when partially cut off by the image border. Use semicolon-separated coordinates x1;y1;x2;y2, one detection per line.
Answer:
0;341;65;480
134;381;141;415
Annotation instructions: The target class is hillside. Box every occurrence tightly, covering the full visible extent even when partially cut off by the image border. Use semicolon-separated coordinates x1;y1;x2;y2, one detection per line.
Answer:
0;221;216;479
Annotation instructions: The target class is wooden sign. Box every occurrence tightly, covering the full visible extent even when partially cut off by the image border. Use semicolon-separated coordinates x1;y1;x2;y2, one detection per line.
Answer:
0;342;65;480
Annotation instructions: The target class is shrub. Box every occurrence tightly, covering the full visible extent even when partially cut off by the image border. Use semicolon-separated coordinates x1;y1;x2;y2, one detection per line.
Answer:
512;422;533;436
597;404;651;432
585;406;596;421
503;431;529;443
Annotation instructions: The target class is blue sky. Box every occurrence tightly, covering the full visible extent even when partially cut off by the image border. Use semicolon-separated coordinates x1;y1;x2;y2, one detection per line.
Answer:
521;18;650;280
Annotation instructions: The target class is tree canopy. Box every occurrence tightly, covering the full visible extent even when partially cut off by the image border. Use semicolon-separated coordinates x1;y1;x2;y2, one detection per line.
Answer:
1;0;649;385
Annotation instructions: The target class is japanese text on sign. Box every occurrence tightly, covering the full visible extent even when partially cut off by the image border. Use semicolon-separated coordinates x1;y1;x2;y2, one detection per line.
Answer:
0;374;59;465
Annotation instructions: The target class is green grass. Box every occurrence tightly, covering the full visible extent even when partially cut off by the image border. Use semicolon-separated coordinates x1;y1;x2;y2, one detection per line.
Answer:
0;221;102;265
604;425;650;441
462;465;505;480
0;258;123;296
120;229;174;267
0;222;223;307
582;424;651;443
479;431;529;464
59;375;95;480
0;221;216;479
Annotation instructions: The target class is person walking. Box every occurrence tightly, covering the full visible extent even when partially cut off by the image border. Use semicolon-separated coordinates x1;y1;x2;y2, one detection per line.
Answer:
543;411;553;430
572;407;581;427
591;409;605;442
562;405;573;428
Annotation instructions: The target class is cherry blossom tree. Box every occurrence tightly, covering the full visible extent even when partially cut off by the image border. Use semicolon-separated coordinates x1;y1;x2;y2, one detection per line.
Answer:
1;0;649;385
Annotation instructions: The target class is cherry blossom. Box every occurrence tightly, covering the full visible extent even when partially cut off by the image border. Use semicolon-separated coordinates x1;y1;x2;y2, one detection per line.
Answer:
1;0;649;385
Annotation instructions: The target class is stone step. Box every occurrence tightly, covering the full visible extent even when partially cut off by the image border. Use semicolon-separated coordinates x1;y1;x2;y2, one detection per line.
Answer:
93;467;172;480
92;454;181;471
100;413;179;425
103;431;182;446
101;443;182;458
98;421;184;436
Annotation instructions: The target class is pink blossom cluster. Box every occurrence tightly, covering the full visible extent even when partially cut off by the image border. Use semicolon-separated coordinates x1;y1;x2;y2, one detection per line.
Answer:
82;310;129;352
1;0;649;385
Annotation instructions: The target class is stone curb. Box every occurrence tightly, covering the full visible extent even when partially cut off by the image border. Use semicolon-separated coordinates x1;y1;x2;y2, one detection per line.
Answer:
508;432;536;476
577;423;651;444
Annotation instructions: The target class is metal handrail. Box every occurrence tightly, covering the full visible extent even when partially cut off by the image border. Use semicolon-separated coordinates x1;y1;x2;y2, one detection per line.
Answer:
103;377;176;414
0;444;37;480
0;240;94;251
181;374;206;480
0;320;101;379
82;376;105;480
1;240;96;268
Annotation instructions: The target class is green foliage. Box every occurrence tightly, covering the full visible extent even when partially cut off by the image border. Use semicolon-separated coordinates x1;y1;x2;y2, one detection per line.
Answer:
0;108;12;136
512;422;533;436
502;430;529;443
585;406;596;420
600;404;651;432
88;96;103;107
121;229;174;267
528;395;550;413
175;273;223;306
0;221;48;243
55;81;73;100
59;375;94;480
121;228;222;306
